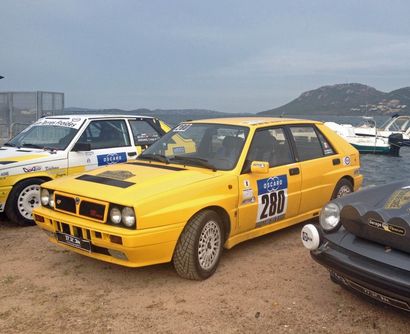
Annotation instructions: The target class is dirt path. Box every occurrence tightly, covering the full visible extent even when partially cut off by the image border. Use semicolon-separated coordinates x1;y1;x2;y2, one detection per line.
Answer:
1;218;409;334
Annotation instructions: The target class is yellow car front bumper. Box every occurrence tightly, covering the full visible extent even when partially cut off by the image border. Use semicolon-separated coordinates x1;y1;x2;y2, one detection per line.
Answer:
33;206;184;268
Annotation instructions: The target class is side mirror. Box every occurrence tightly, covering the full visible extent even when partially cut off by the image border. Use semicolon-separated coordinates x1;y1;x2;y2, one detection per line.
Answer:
72;142;91;152
250;161;269;174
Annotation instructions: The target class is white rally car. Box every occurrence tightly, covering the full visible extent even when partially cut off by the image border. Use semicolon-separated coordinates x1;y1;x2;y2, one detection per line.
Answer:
0;114;169;225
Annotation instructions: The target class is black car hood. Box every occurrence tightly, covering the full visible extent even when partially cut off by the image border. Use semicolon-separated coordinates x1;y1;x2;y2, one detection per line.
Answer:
335;180;410;254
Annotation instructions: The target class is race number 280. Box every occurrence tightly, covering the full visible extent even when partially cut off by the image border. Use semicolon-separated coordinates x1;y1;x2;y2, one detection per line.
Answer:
259;190;286;220
256;175;288;224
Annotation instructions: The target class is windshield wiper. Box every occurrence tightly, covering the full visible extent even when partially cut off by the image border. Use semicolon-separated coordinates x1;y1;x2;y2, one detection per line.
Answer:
138;153;170;164
21;143;43;149
3;143;15;147
171;156;217;171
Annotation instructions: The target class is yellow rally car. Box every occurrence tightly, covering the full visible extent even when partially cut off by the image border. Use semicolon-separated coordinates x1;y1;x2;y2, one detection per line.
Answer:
34;117;363;280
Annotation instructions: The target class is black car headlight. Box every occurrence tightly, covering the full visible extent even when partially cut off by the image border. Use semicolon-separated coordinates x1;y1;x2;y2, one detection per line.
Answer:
319;202;341;232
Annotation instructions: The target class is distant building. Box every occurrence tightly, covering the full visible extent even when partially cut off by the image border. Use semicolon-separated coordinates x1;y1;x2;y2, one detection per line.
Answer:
0;91;64;143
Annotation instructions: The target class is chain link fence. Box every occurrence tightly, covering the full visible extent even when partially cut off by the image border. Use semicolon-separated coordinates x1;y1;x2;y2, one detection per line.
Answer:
0;91;64;143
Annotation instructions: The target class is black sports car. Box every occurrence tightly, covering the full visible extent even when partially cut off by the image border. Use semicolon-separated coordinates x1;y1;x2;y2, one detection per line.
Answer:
301;180;410;312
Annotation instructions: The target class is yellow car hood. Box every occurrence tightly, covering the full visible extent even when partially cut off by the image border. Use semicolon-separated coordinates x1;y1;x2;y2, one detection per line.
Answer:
45;162;222;204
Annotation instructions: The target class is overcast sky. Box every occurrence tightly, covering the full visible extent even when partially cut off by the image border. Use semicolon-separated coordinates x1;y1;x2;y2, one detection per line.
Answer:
1;0;410;113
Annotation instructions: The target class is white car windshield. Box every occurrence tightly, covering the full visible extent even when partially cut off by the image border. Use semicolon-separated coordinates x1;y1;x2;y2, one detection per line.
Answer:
5;125;79;150
139;123;249;170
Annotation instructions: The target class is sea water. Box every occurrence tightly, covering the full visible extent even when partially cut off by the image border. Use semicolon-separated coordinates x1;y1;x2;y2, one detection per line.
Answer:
303;115;410;188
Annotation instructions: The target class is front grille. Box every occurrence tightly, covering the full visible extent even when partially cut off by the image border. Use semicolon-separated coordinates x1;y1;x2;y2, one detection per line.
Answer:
55;194;76;213
79;201;105;221
53;192;107;223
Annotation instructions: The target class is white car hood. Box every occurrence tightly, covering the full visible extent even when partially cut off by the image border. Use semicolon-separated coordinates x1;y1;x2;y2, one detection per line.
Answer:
0;146;66;170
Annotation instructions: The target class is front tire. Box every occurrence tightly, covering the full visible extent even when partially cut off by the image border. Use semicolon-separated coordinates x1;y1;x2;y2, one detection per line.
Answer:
332;178;353;199
173;210;224;280
5;178;44;226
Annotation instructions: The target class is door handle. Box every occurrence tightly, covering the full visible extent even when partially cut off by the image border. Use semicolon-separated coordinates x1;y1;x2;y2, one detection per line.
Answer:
289;167;300;176
128;152;137;157
332;158;340;165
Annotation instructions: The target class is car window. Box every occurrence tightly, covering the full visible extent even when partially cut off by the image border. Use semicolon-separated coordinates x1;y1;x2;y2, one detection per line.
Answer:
7;125;78;150
140;123;249;170
316;130;336;156
245;127;294;170
78;120;130;149
129;120;161;146
290;126;324;161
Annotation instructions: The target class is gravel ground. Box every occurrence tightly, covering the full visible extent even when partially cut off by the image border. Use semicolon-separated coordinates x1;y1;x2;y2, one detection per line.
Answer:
1;216;409;334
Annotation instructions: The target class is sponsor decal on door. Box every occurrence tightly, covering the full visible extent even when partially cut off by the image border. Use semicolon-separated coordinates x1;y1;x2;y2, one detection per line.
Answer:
256;175;288;227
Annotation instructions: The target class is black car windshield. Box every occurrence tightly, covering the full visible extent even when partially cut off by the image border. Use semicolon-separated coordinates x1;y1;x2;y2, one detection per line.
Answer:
139;123;249;170
6;125;79;150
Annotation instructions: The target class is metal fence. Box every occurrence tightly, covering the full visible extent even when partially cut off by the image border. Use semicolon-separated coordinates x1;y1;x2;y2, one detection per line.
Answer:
0;91;64;143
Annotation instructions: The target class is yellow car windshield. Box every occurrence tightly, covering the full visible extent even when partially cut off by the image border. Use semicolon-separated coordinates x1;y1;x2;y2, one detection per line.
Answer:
139;123;249;171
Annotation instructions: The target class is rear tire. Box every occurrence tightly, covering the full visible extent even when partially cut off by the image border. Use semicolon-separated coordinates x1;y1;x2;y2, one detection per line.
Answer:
5;178;44;226
332;178;353;199
173;210;224;280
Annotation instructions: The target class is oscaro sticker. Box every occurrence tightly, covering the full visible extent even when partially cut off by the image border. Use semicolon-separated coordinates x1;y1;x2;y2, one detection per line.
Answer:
173;123;192;132
173;146;186;155
343;156;351;166
256;175;288;227
97;152;127;166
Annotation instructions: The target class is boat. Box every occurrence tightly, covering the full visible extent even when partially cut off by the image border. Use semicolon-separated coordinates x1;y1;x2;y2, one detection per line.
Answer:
325;114;410;156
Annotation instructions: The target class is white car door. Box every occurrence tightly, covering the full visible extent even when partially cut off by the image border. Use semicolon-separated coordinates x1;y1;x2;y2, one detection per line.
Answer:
68;119;137;173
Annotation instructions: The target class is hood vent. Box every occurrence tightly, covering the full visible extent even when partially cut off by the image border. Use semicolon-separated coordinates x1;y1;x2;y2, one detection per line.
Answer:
76;174;135;188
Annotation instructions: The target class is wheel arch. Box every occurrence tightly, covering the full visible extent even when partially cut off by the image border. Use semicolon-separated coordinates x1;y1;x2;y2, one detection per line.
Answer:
11;175;53;190
340;175;354;188
189;205;231;242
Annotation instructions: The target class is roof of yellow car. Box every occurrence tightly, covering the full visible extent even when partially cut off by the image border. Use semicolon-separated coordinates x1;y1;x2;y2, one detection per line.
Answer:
189;117;319;126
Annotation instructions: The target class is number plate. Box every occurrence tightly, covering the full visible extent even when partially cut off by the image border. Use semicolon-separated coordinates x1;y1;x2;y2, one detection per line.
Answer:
331;271;410;312
56;232;91;252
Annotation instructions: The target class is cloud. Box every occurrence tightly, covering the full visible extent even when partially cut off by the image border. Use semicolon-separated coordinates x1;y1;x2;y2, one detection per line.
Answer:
205;32;410;79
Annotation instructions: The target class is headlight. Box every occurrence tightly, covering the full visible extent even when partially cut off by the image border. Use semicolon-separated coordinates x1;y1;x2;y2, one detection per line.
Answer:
110;207;122;224
41;189;50;206
122;207;136;227
319;202;341;232
49;195;55;208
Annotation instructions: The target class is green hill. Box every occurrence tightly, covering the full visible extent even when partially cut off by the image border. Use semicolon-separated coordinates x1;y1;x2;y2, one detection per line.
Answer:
259;83;410;116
